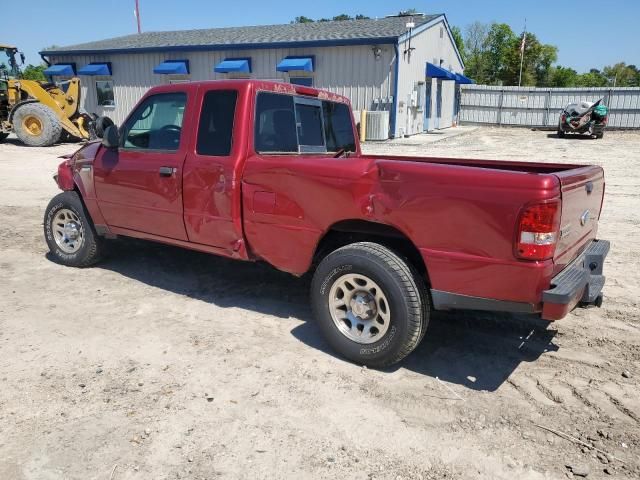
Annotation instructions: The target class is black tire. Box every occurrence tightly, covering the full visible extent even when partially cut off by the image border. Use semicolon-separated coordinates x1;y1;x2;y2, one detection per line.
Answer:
44;191;103;267
58;130;82;143
0;132;9;143
311;242;429;368
13;103;62;147
557;129;565;138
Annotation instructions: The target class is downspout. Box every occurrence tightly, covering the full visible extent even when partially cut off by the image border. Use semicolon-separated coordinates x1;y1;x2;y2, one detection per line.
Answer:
390;43;400;138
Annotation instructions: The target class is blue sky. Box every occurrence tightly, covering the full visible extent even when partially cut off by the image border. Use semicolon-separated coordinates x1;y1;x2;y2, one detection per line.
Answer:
6;0;638;72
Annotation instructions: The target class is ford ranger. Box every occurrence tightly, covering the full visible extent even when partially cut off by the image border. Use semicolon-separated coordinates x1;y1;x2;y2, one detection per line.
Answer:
45;80;609;367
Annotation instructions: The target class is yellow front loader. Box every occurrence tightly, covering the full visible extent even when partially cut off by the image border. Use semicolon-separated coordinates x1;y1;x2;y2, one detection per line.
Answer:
0;44;95;146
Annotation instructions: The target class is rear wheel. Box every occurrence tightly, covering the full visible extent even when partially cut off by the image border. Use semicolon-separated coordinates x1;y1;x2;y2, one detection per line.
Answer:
311;242;429;368
13;103;62;147
44;191;103;267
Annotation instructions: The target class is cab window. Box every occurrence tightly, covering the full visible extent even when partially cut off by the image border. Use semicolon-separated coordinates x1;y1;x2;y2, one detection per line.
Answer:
255;92;354;154
196;90;237;156
122;92;187;150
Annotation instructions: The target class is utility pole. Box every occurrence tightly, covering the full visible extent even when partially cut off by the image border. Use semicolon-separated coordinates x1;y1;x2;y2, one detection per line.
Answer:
135;0;142;34
518;18;527;87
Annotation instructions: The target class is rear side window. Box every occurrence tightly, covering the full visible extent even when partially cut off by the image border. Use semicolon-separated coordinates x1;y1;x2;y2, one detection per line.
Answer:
255;93;297;153
196;90;237;156
323;101;356;152
295;101;324;150
255;91;354;154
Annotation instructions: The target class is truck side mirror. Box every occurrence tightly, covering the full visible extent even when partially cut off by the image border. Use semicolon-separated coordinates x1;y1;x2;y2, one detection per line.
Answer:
102;125;120;149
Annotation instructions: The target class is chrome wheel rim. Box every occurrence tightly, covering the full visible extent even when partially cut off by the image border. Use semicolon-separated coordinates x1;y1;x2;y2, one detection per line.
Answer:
328;273;391;344
51;208;84;254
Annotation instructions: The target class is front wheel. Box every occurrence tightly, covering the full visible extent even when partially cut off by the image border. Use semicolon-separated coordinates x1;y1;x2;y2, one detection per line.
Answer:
44;191;103;267
311;242;429;368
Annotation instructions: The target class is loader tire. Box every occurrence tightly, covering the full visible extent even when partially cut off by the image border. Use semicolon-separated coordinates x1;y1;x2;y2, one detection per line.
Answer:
13;103;62;147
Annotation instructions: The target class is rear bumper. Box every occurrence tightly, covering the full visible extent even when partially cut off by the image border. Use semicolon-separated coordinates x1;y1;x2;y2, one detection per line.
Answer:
541;239;610;320
429;239;609;321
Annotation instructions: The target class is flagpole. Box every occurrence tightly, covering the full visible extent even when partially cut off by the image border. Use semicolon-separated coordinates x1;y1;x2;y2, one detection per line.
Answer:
518;19;526;87
135;0;142;34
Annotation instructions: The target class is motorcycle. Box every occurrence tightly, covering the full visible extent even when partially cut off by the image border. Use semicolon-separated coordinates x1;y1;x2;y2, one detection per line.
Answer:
557;98;608;139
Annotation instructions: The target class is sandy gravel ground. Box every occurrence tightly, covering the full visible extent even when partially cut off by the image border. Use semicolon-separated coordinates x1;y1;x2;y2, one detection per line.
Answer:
0;128;639;480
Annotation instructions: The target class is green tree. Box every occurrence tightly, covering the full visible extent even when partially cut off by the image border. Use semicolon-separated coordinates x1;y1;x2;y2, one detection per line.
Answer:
398;8;419;16
603;62;638;87
463;21;490;83
21;64;47;81
548;66;578;87
293;14;370;23
451;26;466;63
575;69;608;87
293;16;314;23
484;23;517;84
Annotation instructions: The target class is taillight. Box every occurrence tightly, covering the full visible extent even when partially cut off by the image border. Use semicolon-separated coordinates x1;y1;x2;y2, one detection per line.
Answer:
515;200;561;261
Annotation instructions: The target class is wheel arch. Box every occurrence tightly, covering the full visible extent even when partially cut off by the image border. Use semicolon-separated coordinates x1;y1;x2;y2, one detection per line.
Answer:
312;219;430;283
8;99;39;123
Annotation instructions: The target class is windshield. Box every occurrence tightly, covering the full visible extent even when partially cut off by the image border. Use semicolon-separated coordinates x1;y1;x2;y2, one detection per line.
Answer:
0;49;19;78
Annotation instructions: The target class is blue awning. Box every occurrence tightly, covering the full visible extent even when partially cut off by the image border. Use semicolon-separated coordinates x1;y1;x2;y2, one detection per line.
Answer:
215;58;251;73
454;73;474;84
43;64;75;76
426;62;456;80
153;60;189;74
277;57;314;72
78;63;112;76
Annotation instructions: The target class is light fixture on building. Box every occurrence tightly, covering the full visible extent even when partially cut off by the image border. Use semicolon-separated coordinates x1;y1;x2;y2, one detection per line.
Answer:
372;46;382;59
404;17;416;61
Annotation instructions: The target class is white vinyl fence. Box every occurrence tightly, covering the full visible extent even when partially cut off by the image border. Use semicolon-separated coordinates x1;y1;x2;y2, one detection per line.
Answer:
459;85;640;129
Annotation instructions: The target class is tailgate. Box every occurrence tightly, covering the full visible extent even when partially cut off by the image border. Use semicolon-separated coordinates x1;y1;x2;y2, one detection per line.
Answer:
554;165;605;270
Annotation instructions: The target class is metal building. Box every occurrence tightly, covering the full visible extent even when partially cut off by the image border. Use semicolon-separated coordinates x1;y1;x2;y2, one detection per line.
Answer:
41;13;469;139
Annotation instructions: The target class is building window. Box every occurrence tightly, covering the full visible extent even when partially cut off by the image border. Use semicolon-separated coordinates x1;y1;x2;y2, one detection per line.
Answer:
168;77;190;84
95;80;115;107
289;77;313;87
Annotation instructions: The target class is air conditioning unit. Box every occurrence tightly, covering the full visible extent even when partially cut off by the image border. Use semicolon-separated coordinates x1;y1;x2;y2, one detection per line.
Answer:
365;111;390;141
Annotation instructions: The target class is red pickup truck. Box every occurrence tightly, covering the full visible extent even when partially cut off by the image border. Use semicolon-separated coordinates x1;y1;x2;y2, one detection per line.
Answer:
45;80;609;367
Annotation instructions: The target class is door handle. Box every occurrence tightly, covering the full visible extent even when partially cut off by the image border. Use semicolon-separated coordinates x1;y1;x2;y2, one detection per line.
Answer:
159;166;174;177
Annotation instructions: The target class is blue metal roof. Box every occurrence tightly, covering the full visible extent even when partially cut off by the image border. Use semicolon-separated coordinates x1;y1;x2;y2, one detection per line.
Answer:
78;62;112;76
214;58;251;73
43;64;75;76
426;62;455;80
454;73;474;84
277;57;314;72
154;60;189;74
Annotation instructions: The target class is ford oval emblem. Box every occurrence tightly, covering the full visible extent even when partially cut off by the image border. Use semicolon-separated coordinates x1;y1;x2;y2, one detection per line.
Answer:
580;210;590;226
